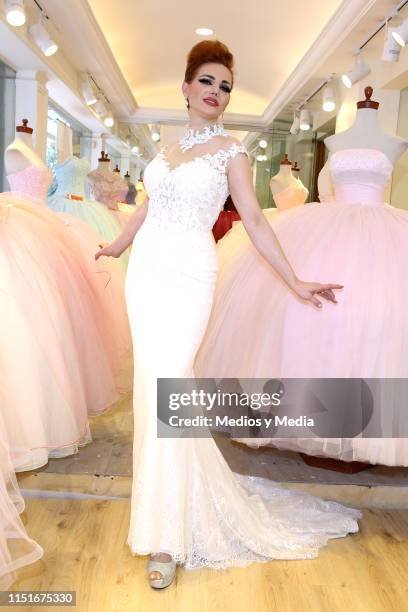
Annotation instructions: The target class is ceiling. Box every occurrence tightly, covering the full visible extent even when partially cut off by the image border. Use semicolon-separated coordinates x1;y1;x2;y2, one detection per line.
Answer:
86;0;344;116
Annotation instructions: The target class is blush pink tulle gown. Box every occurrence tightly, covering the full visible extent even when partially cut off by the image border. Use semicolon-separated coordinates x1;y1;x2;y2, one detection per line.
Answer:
0;163;132;471
0;410;43;589
195;148;408;466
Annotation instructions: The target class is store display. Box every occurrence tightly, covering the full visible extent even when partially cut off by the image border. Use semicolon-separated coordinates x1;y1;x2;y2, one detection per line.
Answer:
48;155;129;265
1;120;132;471
195;89;408;465
87;151;133;227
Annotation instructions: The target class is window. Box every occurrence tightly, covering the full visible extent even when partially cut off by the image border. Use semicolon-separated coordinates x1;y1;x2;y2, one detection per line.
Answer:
0;61;16;191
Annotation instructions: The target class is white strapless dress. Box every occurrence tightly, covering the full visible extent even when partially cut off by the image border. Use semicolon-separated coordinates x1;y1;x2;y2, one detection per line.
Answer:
195;148;408;466
125;141;361;570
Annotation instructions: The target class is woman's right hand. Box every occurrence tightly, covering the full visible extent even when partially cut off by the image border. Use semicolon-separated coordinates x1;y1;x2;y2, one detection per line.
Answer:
95;242;122;260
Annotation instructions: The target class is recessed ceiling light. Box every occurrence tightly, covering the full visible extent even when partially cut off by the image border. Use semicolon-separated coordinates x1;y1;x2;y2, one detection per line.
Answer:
195;27;214;36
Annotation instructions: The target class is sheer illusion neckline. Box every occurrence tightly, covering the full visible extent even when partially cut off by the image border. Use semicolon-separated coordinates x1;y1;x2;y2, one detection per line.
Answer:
157;143;236;174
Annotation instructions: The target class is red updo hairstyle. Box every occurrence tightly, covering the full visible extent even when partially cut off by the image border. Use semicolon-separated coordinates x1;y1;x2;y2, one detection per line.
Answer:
184;40;234;88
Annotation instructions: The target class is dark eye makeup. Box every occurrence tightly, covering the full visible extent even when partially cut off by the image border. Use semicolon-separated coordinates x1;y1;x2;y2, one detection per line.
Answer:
198;76;232;94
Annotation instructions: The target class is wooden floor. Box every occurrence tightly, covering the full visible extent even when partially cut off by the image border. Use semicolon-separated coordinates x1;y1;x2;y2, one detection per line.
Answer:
11;500;408;612
10;395;408;611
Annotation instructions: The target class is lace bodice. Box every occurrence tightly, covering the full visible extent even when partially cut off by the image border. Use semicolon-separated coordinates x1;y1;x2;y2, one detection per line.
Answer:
54;156;90;196
6;165;52;203
87;170;127;210
143;142;248;231
273;184;308;210
329;148;393;206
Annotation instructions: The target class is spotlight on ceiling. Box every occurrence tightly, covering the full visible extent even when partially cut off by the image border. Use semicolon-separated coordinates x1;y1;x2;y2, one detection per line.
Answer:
94;99;107;117
322;85;336;112
259;139;268;148
132;145;140;154
195;27;214;35
151;125;160;142
104;110;115;128
382;26;401;61
5;0;26;26
289;114;300;135
392;18;408;47
299;108;311;131
29;21;58;56
341;55;370;88
80;76;97;106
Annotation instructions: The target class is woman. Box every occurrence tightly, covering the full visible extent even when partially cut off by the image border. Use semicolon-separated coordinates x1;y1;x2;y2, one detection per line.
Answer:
96;40;361;589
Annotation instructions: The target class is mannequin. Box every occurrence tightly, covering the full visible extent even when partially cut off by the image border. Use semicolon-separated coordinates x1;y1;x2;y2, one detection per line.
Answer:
270;154;308;210
87;151;128;211
124;170;137;205
269;153;299;194
325;86;408;163
291;162;309;194
5;119;44;175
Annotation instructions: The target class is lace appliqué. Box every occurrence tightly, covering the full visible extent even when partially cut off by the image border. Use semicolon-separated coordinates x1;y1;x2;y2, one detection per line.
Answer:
143;142;248;232
179;123;228;152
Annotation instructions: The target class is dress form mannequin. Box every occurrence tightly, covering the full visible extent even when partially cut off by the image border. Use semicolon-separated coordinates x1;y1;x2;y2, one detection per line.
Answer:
95;151;112;175
291;162;309;194
269;153;299;194
87;152;128;211
124;170;136;205
5;119;45;175
325;86;408;164
270;155;308;210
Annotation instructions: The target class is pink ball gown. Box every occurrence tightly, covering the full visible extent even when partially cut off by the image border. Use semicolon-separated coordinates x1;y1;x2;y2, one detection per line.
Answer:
0;163;131;471
0;413;43;589
195;148;408;466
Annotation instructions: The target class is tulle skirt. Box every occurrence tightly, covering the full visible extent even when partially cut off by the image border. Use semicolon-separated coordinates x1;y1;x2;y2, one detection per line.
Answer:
195;202;408;465
0;193;131;471
125;219;361;570
0;414;43;589
48;194;129;266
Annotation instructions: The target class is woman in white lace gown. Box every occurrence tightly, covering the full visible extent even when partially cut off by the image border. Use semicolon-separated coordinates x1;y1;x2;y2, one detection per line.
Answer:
96;40;361;589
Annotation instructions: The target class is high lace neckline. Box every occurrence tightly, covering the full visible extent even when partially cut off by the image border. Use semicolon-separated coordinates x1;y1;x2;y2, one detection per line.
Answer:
179;122;228;152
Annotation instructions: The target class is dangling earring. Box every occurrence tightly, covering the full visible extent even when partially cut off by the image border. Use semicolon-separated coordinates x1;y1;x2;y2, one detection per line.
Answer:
185;97;190;109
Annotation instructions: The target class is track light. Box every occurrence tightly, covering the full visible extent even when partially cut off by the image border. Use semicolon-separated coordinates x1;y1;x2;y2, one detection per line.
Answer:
29;21;58;56
341;55;370;88
132;145;140;154
259;139;267;148
151;126;160;142
299;109;311;131
322;86;336;112
382;25;401;61
94;99;107;116
5;0;26;26
289;115;300;135
81;76;97;106
392;18;408;47
104;110;114;127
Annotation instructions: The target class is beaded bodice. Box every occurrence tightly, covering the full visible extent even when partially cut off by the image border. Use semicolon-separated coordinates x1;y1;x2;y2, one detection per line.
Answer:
6;165;52;204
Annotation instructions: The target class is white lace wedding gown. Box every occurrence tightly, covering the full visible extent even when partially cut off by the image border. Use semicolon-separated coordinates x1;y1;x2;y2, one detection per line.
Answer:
125;139;361;570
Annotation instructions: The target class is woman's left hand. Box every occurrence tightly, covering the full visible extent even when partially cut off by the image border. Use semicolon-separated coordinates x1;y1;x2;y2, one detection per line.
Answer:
293;279;343;309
